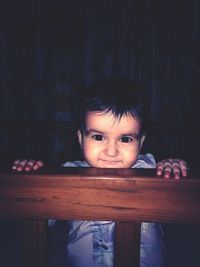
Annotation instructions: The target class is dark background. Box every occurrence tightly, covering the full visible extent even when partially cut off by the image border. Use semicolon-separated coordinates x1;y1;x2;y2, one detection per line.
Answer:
0;0;200;168
0;1;200;266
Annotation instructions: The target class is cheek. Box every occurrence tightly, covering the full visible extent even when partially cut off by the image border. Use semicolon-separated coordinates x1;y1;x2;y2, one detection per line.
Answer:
83;140;99;157
123;143;140;153
122;145;140;160
83;139;101;151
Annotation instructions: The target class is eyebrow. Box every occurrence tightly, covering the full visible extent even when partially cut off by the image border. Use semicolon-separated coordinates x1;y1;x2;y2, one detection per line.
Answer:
121;133;141;139
85;129;140;139
85;129;104;136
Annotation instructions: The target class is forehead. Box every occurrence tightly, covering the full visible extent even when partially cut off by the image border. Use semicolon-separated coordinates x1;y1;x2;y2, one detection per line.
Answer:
84;111;141;134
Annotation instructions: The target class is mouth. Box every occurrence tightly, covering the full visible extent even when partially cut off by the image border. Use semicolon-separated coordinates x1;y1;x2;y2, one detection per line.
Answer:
100;160;122;165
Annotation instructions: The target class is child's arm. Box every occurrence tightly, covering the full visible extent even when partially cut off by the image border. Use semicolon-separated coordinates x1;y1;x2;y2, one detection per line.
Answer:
12;159;44;172
156;159;188;180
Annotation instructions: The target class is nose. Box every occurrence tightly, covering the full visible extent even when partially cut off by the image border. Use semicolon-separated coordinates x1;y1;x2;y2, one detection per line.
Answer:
104;141;119;157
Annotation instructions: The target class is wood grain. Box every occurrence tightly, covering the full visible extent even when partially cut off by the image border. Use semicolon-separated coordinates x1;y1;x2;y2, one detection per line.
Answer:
0;168;200;267
0;168;199;223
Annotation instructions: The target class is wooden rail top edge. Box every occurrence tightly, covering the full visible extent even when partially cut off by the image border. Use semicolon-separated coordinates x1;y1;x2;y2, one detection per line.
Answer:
0;168;200;223
0;166;199;179
0;168;199;189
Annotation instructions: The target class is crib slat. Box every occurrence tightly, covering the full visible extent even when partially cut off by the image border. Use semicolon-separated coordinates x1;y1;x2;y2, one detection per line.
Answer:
115;222;141;267
0;168;200;267
23;220;47;267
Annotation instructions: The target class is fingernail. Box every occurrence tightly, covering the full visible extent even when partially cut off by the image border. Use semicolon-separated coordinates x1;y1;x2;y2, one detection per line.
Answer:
165;173;170;178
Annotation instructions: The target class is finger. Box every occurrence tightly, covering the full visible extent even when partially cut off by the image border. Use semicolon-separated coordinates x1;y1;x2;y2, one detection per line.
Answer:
172;161;181;180
163;169;171;178
32;160;44;170
163;161;172;179
16;159;28;172
156;162;164;176
179;160;188;177
12;159;21;170
24;160;36;171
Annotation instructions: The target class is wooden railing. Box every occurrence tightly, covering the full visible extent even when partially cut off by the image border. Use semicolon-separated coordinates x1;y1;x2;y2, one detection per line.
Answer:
0;168;200;267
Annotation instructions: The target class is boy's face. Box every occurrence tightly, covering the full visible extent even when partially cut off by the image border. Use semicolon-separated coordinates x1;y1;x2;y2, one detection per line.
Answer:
78;111;145;168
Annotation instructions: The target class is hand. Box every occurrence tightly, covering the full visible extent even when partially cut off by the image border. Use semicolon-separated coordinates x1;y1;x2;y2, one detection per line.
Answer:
156;159;188;180
12;159;44;172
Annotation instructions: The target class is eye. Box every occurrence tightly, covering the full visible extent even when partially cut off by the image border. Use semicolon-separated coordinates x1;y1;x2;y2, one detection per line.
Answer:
92;134;104;141
120;136;133;143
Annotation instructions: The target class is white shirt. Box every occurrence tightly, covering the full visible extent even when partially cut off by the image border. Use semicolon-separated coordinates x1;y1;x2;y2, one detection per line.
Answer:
49;154;166;267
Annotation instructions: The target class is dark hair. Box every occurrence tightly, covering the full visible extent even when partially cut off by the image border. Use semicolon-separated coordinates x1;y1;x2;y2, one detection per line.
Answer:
71;76;149;135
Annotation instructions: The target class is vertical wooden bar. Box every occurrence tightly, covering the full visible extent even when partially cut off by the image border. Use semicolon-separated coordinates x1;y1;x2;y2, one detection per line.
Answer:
23;220;48;267
114;222;141;267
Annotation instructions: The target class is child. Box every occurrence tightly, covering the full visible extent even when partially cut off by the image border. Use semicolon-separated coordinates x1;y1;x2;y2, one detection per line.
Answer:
13;77;188;267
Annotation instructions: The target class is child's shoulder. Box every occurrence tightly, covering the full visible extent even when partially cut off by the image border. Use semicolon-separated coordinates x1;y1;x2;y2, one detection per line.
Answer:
62;161;89;168
133;153;156;169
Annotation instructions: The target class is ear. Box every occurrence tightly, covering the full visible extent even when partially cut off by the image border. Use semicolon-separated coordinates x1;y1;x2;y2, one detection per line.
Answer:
139;134;146;150
77;130;83;148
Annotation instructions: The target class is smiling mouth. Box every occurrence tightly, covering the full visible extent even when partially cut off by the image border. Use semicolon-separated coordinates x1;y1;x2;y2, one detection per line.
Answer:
100;160;121;164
